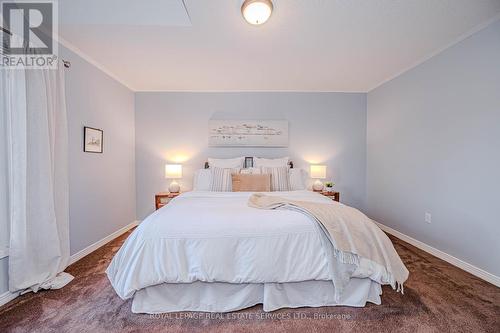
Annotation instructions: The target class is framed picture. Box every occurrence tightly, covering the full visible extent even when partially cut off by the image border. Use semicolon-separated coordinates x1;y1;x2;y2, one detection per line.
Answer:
83;126;103;153
208;120;288;147
245;156;254;168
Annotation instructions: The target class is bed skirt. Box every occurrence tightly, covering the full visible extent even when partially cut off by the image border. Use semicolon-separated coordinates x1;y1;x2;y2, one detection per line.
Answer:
131;278;382;313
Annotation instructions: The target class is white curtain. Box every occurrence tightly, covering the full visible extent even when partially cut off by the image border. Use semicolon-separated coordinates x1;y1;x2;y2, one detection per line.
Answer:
1;62;73;293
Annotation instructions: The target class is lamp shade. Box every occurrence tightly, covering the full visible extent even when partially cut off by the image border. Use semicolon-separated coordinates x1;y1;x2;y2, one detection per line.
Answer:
310;165;326;179
165;164;182;179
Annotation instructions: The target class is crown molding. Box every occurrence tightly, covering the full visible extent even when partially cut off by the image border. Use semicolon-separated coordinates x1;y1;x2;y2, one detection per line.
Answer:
134;89;366;93
54;13;500;94
368;13;500;92
57;36;136;91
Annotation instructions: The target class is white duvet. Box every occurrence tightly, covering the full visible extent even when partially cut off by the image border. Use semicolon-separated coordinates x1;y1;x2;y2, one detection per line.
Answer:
107;190;388;301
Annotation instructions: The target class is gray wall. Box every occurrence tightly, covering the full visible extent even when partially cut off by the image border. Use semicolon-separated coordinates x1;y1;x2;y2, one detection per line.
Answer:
62;46;136;254
0;70;8;294
0;259;7;296
135;92;367;219
367;21;500;276
3;20;498;297
0;46;136;295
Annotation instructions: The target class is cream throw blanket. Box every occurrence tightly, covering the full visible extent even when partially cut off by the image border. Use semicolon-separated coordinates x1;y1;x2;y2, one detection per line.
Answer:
248;194;409;298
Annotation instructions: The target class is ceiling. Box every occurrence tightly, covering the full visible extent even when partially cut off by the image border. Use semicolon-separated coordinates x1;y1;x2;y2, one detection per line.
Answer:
58;0;500;92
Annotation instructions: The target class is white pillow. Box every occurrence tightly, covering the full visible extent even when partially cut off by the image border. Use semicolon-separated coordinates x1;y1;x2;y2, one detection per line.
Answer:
249;167;262;174
261;166;291;191
193;169;212;191
289;168;306;190
254;157;289;167
210;167;240;192
240;167;261;175
208;157;245;168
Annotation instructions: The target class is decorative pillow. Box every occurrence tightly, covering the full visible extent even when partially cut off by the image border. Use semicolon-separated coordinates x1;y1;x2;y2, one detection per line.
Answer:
261;166;291;191
253;157;289;167
240;167;261;175
193;169;212;191
210;167;240;191
289;168;306;190
232;174;271;192
208;157;245;168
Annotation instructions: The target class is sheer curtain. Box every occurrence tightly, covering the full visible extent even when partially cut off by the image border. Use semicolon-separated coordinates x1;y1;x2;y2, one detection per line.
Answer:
1;62;73;293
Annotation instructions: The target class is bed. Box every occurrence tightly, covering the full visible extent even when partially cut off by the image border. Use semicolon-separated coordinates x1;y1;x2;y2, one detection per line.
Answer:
107;187;407;313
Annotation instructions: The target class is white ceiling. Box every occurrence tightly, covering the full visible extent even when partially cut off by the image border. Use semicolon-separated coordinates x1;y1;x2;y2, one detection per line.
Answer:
59;0;500;92
59;0;191;27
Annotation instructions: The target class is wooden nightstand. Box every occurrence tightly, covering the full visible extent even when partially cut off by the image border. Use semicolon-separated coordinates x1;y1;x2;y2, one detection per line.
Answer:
316;190;340;202
155;192;180;210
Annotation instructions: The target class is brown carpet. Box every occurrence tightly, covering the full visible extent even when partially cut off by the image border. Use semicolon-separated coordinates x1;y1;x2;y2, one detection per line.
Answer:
0;230;498;333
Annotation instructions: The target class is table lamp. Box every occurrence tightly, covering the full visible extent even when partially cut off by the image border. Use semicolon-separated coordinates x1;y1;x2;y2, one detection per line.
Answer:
310;165;326;192
165;164;182;193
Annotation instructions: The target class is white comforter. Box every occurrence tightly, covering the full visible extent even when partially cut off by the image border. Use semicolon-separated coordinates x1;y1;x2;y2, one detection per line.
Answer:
107;191;387;300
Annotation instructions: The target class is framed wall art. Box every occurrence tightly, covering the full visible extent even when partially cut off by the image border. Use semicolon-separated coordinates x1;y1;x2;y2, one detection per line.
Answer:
208;120;288;147
83;126;103;153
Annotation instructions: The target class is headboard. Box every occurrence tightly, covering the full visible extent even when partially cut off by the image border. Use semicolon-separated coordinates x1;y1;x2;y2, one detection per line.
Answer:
204;157;293;169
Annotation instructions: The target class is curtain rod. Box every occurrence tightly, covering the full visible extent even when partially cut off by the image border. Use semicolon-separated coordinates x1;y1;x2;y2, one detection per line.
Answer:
1;26;71;68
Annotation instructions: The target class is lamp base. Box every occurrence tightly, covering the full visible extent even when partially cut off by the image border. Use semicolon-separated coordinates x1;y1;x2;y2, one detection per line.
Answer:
312;180;324;192
168;180;180;193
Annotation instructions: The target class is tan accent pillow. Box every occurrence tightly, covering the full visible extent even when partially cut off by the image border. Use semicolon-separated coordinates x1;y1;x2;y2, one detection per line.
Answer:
232;174;271;192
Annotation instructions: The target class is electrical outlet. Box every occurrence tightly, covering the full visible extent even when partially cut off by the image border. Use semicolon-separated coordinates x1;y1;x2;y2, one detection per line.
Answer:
425;212;432;224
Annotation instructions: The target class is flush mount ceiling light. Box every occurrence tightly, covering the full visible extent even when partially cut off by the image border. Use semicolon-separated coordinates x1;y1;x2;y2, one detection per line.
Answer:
241;0;273;25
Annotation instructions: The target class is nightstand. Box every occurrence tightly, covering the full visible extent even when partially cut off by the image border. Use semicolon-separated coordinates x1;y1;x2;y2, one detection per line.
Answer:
155;192;180;210
317;190;340;202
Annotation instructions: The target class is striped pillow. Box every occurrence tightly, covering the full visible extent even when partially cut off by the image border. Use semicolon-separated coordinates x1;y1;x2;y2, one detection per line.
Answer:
261;166;290;191
210;167;240;192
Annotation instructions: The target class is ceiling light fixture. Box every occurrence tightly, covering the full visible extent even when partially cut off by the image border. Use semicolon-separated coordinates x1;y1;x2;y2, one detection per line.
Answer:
241;0;273;25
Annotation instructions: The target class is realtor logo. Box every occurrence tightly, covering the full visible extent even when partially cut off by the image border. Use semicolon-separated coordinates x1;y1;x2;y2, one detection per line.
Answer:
1;0;58;68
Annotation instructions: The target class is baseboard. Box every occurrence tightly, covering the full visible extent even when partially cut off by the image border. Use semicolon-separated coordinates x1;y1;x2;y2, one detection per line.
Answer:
0;290;20;308
0;247;8;259
69;220;139;265
3;219;496;308
2;220;138;264
1;221;139;308
375;221;500;287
